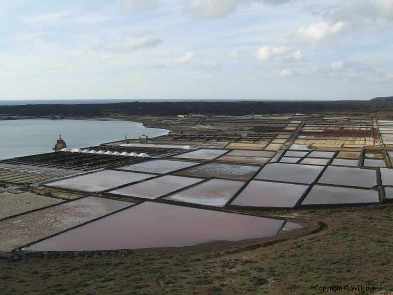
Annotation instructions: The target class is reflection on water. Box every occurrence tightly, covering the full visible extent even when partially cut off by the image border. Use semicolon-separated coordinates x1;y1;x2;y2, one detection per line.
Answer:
165;179;245;207
24;202;285;252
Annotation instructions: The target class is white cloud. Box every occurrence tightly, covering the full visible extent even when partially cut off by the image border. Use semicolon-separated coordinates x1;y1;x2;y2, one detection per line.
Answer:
190;0;238;18
279;68;293;77
316;0;393;27
22;11;111;25
103;36;163;53
386;73;393;80
23;11;71;25
126;37;162;51
375;0;393;19
297;21;346;42
256;46;303;62
292;50;303;61
331;61;344;71
228;49;241;59
121;0;160;11
189;0;291;18
175;52;194;64
323;60;393;82
257;46;288;61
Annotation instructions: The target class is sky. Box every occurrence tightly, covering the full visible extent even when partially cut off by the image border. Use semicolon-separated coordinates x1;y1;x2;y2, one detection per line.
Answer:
0;0;393;101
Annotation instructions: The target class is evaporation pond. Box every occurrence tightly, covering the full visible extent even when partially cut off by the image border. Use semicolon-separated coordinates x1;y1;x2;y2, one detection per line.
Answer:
23;202;285;252
363;159;386;168
284;151;309;158
302;185;379;205
300;158;329;165
289;144;311;151
380;168;393;186
230;180;308;208
46;170;154;192
0;193;62;220
226;150;276;157
177;162;259;181
384;187;393;200
109;175;203;199
218;155;270;165
0;197;131;252
174;149;228;160
308;151;335;158
119;159;199;174
337;151;361;159
164;179;244;207
332;159;359;167
280;157;300;164
255;163;324;184
318;166;377;188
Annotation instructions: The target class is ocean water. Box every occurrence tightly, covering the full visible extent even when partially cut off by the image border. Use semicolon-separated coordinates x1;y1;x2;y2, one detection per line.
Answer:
0;119;168;160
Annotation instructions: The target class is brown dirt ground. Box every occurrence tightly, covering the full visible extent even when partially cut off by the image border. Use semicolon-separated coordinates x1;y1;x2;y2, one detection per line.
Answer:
2;205;393;295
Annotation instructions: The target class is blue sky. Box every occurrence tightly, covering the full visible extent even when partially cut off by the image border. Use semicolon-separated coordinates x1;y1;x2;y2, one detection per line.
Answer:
0;0;393;101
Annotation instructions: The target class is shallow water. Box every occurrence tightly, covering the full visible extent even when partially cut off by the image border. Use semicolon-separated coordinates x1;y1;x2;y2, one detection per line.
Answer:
280;157;300;164
165;179;245;207
300;158;329;165
119;159;199;174
256;163;324;184
318;166;377;188
231;180;308;208
302;185;379;205
177;162;260;181
109;175;203;199
46;170;155;193
174;149;228;160
24;202;285;252
0;119;167;160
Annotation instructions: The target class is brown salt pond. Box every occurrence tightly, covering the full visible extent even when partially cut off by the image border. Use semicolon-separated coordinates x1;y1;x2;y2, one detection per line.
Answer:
0;192;62;220
337;151;361;160
23;202;287;252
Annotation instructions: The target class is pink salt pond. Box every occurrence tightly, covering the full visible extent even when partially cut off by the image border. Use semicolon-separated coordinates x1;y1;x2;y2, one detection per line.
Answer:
23;202;291;252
